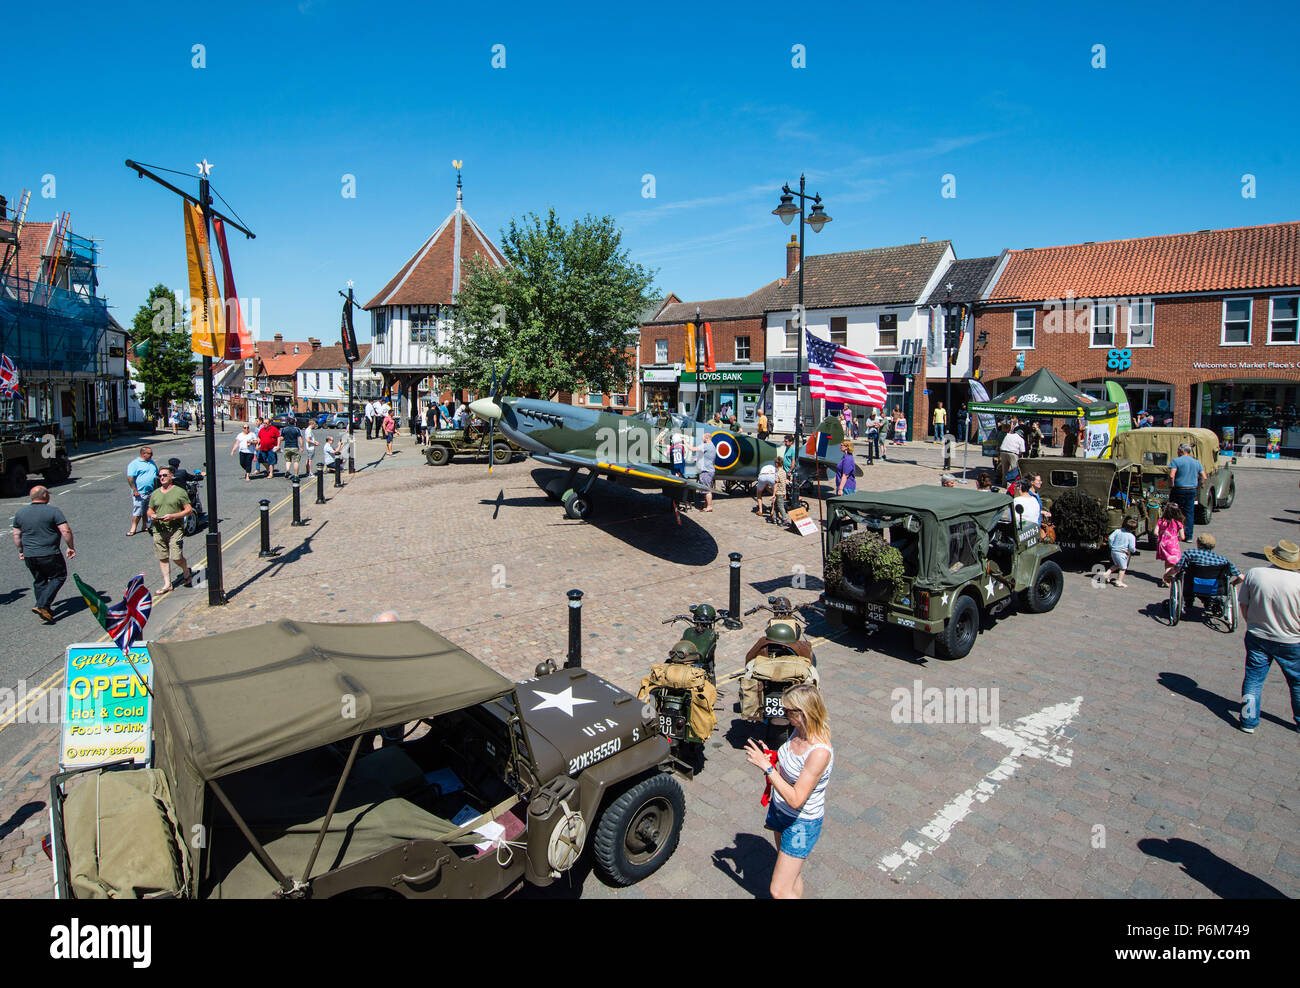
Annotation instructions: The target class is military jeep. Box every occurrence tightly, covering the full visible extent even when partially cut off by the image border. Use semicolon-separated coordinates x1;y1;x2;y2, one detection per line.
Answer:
1111;427;1235;525
0;418;71;495
1019;457;1157;552
48;619;685;898
821;486;1063;660
425;422;526;467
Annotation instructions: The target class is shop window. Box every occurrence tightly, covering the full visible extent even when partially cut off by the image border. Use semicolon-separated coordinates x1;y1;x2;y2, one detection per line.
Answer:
1128;300;1154;347
1222;298;1252;344
878;314;898;350
1090;304;1115;347
1269;296;1298;344
586;390;603;405
735;336;751;361
830;316;848;345
610;392;627;407
655;338;668;362
785;318;799;350
1014;309;1035;349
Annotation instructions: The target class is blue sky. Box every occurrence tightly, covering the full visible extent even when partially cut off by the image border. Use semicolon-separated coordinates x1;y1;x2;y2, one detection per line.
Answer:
4;0;1298;338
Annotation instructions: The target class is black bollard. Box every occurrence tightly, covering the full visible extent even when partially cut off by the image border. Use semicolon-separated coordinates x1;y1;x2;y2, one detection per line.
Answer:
725;551;744;628
258;499;274;557
333;457;343;488
290;474;305;526
564;589;584;669
348;449;355;475
315;463;326;505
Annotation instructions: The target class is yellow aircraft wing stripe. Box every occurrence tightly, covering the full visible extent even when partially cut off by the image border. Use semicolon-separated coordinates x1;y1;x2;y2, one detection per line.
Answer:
597;462;687;485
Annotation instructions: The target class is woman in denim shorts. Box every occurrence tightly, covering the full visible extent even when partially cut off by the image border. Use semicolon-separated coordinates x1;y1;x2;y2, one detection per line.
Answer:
745;683;834;898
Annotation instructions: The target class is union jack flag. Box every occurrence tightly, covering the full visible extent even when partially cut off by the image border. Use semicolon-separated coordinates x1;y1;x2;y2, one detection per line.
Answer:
0;353;18;395
105;575;152;653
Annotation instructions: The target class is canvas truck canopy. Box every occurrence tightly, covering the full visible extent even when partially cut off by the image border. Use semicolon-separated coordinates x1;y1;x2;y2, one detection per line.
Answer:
827;486;1013;589
148;619;515;892
1112;427;1222;474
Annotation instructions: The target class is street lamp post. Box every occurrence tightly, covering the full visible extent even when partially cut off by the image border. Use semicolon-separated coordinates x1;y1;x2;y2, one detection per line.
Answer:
773;174;832;508
943;283;957;472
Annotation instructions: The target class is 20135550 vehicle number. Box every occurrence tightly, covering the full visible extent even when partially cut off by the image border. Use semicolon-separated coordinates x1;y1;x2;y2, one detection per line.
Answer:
569;737;622;774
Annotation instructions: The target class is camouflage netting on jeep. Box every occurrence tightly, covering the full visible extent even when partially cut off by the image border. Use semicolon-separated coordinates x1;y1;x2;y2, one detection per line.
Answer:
825;532;905;599
1052;490;1111;545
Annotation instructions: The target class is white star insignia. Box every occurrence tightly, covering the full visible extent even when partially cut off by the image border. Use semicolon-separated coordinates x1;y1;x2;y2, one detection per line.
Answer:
530;686;596;717
941;592;950;606
196;158;214;177
985;577;997;598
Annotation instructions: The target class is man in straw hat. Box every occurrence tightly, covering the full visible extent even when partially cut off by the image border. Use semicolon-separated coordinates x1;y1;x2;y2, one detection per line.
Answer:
1238;537;1300;734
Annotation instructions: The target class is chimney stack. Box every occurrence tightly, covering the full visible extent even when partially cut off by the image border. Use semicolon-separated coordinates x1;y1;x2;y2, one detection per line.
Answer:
920;236;927;244
274;333;283;342
786;234;800;276
309;338;321;350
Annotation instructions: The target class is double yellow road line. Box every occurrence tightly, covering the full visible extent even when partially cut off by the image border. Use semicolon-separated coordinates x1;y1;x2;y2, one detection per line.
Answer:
0;492;293;733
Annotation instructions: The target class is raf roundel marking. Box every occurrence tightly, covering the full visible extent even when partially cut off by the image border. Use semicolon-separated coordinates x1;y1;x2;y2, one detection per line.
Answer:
707;431;740;471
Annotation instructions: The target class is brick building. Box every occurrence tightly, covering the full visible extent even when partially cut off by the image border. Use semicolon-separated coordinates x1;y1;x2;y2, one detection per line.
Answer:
974;222;1300;448
637;286;777;425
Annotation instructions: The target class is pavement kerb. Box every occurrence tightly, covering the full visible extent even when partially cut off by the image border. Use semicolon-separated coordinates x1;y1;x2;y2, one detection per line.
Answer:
69;431;199;464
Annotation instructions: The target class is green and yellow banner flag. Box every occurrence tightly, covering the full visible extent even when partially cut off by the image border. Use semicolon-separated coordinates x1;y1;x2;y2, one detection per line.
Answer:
73;573;111;631
183;200;226;358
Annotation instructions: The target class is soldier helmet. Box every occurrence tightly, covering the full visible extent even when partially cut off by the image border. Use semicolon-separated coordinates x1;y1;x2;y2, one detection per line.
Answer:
692;603;717;623
766;622;798;644
669;640;700;661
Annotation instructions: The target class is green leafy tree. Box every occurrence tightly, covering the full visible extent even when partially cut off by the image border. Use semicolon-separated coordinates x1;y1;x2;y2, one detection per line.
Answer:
440;209;657;398
131;284;196;417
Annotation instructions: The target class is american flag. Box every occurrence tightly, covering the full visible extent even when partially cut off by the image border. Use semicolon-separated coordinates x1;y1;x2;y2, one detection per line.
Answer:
805;331;887;407
0;353;18;394
105;575;152;653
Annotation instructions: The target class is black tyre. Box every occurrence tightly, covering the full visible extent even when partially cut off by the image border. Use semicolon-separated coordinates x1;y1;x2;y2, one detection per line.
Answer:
491;444;510;465
1023;560;1064;614
42;455;71;485
563;491;592;520
426;445;451;466
184;512;198;536
1219;478;1236;510
1225;588;1238;632
1168;578;1182;626
592;772;685;886
1196;502;1211;526
3;463;28;498
936;594;979;660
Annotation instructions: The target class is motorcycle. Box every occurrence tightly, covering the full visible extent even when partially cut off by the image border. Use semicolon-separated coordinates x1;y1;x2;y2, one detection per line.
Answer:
739;597;818;748
638;605;723;774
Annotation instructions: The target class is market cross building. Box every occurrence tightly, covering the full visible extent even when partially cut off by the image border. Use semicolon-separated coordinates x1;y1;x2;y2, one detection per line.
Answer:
363;173;506;414
974;221;1300;452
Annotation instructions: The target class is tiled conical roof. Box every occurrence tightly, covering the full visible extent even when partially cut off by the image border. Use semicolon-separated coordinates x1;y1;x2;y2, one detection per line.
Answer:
364;176;507;309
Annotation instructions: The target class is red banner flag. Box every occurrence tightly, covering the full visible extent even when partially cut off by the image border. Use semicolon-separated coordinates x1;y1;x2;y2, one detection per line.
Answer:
703;322;716;372
211;217;253;361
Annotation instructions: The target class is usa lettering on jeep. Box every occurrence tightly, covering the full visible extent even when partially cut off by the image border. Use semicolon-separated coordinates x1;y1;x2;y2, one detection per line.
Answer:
568;737;623;774
580;717;620;737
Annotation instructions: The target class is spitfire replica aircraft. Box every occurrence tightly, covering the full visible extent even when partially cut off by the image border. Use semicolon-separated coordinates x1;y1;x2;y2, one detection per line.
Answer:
469;391;846;520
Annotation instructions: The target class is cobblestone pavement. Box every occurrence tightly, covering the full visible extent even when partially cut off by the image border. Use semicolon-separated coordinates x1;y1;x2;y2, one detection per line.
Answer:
2;433;1296;898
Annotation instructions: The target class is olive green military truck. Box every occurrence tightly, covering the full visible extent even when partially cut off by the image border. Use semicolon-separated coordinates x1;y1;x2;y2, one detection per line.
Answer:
1111;427;1235;525
0;419;70;495
821;486;1063;660
49;619;685;898
1019;457;1156;553
425;422;526;466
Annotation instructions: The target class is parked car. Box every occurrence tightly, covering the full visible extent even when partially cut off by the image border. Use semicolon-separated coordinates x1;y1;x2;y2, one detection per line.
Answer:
821;486;1063;660
48;618;685;898
1111;427;1236;525
0;418;71;494
325;412;360;430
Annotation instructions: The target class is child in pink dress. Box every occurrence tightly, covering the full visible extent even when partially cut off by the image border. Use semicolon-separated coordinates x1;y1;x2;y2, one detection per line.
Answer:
1155;502;1186;586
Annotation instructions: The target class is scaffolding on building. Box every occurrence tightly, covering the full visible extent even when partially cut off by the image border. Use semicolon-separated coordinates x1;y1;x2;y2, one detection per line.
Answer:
0;195;113;427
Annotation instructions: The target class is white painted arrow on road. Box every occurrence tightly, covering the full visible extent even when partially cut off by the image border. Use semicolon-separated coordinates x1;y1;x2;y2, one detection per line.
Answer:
877;696;1083;881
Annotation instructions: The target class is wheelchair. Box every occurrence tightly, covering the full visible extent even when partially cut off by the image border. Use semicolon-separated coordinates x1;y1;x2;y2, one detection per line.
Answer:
1168;562;1237;631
